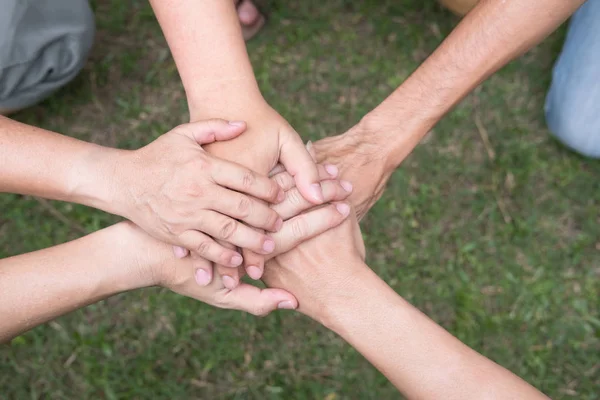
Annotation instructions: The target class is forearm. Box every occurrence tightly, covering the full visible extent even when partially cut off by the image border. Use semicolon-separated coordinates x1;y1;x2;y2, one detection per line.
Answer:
150;0;265;121
323;264;547;399
0;116;123;213
0;223;150;342
362;0;585;168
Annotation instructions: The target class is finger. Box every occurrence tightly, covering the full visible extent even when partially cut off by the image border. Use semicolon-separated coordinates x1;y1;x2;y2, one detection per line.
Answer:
178;230;244;267
272;179;353;220
267;141;315;177
268;202;351;258
222;283;298;316
209;187;282;232
211;160;284;204
175;119;247;145
198;211;276;255
279;129;324;204
215;240;244;290
268;163;285;177
242;247;265;280
271;163;338;192
172;245;189;258
190;253;214;286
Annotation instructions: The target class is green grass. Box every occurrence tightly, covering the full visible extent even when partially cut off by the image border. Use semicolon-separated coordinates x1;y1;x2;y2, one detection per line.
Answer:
1;0;599;398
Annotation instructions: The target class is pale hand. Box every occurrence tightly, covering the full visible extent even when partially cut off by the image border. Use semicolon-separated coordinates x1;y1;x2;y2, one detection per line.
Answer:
262;208;367;323
203;104;325;279
125;202;352;316
213;163;354;288
311;124;395;220
112;119;284;267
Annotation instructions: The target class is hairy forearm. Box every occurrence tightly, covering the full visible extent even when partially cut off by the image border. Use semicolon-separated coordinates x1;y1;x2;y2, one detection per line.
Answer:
0;223;149;342
150;0;265;121
324;264;547;399
0;117;123;212
363;0;585;168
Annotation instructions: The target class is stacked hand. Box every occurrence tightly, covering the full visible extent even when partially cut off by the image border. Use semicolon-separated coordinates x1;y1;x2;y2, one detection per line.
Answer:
125;182;353;315
106;111;360;312
111;119;285;267
114;104;392;314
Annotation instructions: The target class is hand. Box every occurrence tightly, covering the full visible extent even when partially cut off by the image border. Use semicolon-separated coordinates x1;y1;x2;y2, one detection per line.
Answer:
111;119;285;266
212;163;354;288
262;208;367;324
203;104;325;278
311;123;396;220
124;204;352;316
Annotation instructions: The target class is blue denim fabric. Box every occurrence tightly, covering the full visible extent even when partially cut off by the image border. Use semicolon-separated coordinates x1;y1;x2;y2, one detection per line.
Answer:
545;0;600;158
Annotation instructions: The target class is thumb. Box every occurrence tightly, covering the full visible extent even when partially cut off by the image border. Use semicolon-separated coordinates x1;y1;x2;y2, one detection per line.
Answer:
279;128;324;205
174;119;247;145
224;283;298;316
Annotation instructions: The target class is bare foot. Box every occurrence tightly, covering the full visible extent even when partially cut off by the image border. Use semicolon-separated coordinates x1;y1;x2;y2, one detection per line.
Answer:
235;0;266;41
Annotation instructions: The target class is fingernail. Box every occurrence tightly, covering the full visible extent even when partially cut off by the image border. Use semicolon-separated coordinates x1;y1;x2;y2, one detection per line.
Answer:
173;246;187;258
325;164;338;177
263;238;275;253
310;183;324;203
228;120;245;126
247;265;262;280
231;254;243;267
195;269;211;286
277;301;295;310
340;180;353;192
276;190;285;203
222;275;236;290
274;218;283;232
306;141;313;151
336;203;350;216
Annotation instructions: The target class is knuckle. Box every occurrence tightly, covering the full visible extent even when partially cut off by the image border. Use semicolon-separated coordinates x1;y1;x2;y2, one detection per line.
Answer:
195;240;212;257
266;182;279;200
266;210;279;228
236;196;252;217
219;251;234;266
273;174;288;189
287;188;304;207
219;219;238;240
242;171;256;189
291;217;309;239
328;208;342;225
181;182;205;198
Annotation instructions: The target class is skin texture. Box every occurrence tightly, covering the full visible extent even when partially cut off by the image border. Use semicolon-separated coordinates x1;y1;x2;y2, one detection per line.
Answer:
0;117;292;265
311;0;586;219
152;0;585;223
0;201;351;343
199;165;353;286
149;0;325;278
263;213;549;399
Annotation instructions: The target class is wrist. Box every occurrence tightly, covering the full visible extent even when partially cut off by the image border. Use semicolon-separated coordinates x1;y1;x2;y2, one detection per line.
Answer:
310;262;388;332
187;79;267;122
318;264;408;339
106;222;167;289
92;222;158;295
70;144;131;216
356;109;430;171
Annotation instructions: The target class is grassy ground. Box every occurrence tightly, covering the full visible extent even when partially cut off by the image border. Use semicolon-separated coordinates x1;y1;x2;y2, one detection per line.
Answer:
1;0;599;398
